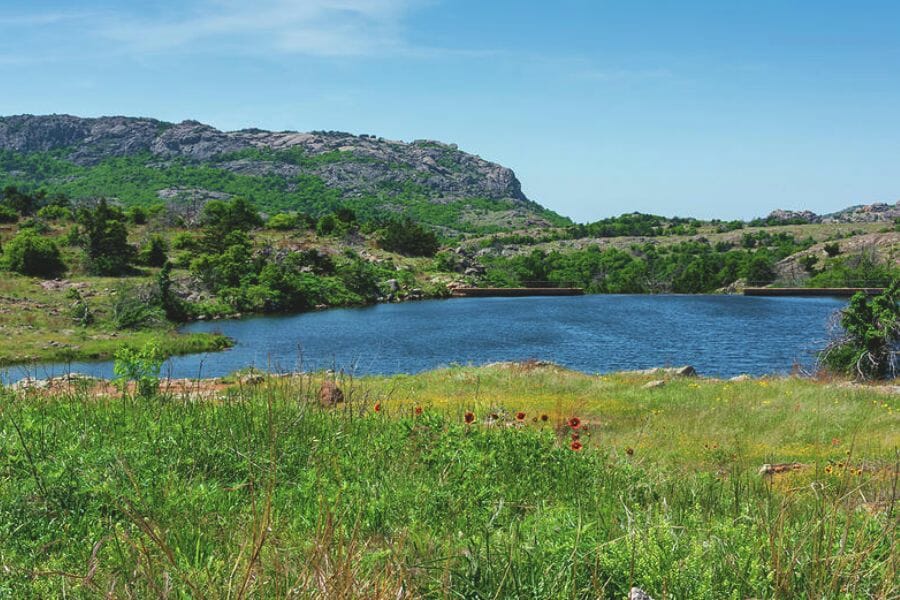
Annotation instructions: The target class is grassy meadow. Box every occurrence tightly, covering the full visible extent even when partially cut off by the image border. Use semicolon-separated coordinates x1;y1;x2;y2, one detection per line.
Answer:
0;364;897;598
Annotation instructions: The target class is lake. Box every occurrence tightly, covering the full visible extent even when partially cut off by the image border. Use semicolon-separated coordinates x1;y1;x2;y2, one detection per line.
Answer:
3;295;848;383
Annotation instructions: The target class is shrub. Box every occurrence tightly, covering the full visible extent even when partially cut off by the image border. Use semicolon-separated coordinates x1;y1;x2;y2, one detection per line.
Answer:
114;342;164;398
0;204;19;223
36;205;72;221
821;282;900;379
139;234;169;267
378;217;440;257
109;284;165;330
0;230;66;277
823;242;841;257
267;212;298;230
126;206;147;224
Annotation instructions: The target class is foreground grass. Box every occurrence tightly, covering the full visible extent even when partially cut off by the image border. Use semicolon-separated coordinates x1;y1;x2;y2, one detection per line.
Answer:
0;365;897;598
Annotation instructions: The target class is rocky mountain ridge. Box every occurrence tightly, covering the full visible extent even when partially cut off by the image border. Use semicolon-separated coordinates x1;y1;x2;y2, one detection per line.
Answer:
0;114;562;230
767;201;900;224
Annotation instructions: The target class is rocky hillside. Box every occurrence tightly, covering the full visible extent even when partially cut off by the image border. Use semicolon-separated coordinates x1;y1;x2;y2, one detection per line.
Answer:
766;201;900;224
0;114;567;233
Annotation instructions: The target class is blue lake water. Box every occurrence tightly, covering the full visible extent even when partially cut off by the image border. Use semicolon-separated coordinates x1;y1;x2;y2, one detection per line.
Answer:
4;295;847;383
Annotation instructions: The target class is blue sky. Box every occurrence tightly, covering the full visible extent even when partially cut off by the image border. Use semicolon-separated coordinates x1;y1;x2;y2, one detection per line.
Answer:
1;0;899;221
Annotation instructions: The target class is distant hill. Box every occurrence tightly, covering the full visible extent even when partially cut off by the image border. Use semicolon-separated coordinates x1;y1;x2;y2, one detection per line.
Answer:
0;114;568;233
763;201;900;225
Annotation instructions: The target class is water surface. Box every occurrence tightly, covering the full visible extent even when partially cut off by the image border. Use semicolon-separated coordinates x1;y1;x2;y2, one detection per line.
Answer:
5;295;845;382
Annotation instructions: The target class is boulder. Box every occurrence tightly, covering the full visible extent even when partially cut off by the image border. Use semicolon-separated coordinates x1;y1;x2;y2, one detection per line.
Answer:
629;588;654;600
642;380;666;389
318;380;344;406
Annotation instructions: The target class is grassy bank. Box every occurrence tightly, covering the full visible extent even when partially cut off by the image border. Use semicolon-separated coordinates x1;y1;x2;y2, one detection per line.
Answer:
1;365;896;598
0;273;231;366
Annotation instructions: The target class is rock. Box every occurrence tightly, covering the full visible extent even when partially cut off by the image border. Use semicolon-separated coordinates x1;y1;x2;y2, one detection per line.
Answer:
239;374;265;385
384;279;400;292
0;115;535;208
759;462;806;476
642;380;666;389
629;588;654;600
318;381;344;406
730;374;752;382
629;366;697;377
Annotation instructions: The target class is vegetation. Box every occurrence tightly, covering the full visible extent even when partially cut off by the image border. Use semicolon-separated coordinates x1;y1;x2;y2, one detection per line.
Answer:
481;238;808;292
822;283;900;379
377;216;440;257
0;365;896;597
0;229;66;277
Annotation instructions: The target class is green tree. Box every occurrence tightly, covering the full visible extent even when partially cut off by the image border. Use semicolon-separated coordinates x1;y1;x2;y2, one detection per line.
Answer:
78;198;135;275
378;217;440;257
1;230;66;277
140;234;169;267
822;282;900;379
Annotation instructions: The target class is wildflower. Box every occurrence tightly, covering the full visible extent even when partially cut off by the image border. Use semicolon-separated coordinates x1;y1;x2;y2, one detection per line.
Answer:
567;416;581;429
626;447;634;456
464;411;476;425
540;414;549;422
853;468;863;476
824;465;833;474
516;411;526;421
373;402;382;413
489;413;499;421
571;432;580;441
831;437;841;447
414;406;423;415
570;440;583;451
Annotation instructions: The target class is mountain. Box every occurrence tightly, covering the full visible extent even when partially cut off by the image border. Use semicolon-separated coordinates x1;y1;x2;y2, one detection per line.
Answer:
0;114;568;233
764;201;900;225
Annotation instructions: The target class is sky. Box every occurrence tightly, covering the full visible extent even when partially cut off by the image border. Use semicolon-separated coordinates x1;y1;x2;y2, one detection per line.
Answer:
1;0;899;222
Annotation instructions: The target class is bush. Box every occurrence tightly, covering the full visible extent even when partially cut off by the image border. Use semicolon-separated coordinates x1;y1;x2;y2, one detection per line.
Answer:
114;342;164;398
378;217;440;257
821;282;900;379
36;205;72;221
823;242;841;257
0;204;19;223
109;284;165;330
139;234;169;267
267;212;298;230
0;230;66;277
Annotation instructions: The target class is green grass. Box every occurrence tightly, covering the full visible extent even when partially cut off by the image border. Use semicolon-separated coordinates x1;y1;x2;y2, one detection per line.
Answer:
0;271;231;366
0;365;896;598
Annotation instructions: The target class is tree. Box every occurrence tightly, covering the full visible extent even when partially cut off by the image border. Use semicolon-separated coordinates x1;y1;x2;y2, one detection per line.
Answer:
1;230;66;277
78;199;135;275
200;197;262;252
139;234;169;267
821;282;900;379
378;217;440;257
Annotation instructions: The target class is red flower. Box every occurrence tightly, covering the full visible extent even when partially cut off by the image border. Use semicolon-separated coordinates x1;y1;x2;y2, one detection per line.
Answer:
414;406;423;415
464;411;476;424
516;411;526;421
374;402;382;413
540;414;549;422
568;417;581;429
570;440;583;451
571;432;580;441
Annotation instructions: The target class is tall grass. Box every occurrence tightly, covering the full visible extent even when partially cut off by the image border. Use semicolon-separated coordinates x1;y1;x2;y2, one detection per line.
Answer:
0;367;896;598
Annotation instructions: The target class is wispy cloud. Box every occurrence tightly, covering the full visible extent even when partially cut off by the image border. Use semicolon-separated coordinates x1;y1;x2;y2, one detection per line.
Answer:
95;0;428;58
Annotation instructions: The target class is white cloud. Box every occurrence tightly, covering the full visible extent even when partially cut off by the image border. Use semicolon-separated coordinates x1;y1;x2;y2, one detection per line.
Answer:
96;0;426;58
